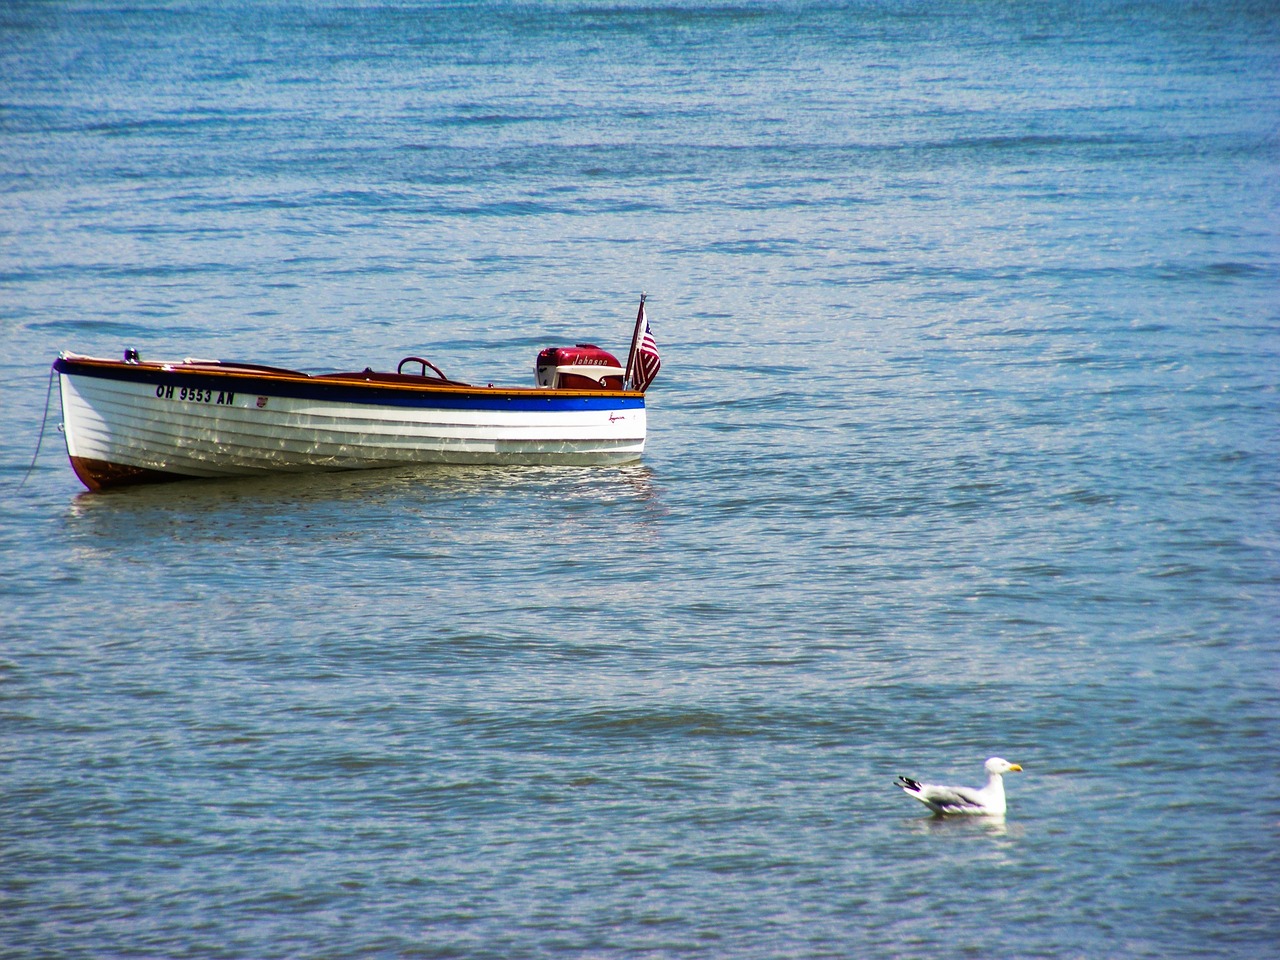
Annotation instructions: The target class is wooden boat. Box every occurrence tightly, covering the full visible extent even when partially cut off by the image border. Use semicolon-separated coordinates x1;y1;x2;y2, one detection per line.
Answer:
54;298;661;492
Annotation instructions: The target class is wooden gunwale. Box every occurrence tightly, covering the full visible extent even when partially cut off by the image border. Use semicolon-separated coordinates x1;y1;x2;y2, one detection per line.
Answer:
53;355;644;407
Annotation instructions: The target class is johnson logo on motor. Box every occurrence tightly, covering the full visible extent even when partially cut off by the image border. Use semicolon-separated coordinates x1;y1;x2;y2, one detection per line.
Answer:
535;344;625;390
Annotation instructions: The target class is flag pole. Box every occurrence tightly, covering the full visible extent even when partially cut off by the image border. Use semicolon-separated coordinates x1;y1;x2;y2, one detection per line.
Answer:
624;292;647;389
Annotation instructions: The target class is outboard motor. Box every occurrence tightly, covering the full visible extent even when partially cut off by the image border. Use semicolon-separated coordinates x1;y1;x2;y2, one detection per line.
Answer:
535;344;625;390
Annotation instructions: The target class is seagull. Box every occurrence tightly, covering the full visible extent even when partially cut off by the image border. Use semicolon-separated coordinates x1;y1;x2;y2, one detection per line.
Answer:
895;757;1023;816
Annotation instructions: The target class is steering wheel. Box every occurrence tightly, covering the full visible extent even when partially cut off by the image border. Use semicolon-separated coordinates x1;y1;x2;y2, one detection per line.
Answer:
397;356;447;380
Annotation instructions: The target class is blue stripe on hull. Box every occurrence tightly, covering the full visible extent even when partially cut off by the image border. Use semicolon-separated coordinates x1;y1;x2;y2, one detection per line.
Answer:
52;357;644;413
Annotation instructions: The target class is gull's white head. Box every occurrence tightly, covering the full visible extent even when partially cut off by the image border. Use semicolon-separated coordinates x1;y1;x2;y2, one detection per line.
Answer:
985;757;1023;775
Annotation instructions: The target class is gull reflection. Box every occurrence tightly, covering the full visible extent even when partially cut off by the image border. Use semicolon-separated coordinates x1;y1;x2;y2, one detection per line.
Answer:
905;815;1026;840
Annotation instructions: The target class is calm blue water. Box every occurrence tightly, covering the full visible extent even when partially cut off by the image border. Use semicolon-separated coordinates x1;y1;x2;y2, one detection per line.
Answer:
2;2;1278;957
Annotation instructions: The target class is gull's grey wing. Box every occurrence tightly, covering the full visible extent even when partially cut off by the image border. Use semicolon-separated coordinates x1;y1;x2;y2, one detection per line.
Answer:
919;784;986;813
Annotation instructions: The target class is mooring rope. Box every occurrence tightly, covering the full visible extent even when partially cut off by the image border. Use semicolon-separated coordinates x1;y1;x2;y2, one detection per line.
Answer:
18;368;58;489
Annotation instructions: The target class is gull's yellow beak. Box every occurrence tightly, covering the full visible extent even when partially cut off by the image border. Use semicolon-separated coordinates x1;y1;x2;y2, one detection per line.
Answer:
1009;763;1023;772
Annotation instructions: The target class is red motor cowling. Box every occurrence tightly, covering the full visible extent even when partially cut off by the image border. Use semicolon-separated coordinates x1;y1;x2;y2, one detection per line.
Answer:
535;344;625;390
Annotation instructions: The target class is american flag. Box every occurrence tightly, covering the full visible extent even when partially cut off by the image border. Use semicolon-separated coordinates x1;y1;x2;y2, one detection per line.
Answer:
632;311;661;393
